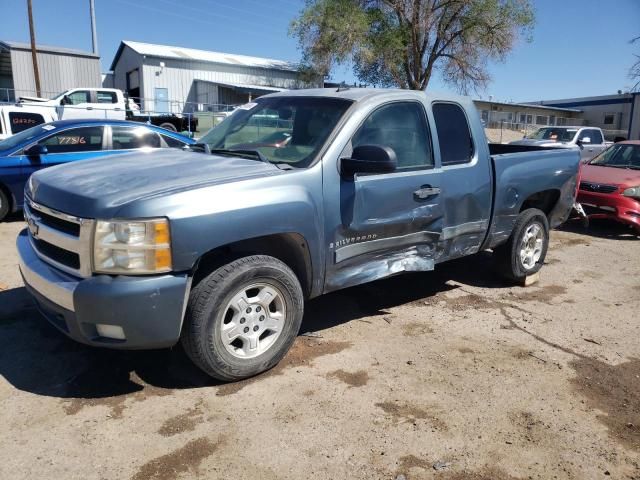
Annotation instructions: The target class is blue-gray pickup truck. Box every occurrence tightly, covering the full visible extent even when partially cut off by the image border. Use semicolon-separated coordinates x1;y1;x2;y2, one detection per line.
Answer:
17;88;580;381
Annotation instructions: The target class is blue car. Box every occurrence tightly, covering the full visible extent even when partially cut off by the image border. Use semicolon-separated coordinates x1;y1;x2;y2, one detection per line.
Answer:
0;119;195;220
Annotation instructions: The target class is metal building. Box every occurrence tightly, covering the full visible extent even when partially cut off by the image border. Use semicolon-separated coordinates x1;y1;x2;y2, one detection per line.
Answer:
527;93;640;141
0;40;101;102
108;40;321;113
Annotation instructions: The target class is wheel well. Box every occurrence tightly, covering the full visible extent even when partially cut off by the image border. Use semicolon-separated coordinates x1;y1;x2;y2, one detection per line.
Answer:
191;233;313;298
520;189;560;217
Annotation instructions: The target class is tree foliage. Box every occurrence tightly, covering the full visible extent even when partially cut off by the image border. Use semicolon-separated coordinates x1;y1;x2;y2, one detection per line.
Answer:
290;0;535;93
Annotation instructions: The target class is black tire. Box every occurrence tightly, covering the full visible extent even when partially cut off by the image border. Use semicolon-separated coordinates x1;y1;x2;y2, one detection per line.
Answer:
0;189;10;222
494;208;550;282
181;255;304;381
159;122;177;132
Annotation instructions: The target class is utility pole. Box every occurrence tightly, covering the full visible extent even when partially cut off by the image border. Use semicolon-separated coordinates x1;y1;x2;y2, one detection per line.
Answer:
89;0;98;55
27;0;41;97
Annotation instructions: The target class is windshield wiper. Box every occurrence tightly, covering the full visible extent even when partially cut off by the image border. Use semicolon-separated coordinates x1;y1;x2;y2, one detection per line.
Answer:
210;148;268;163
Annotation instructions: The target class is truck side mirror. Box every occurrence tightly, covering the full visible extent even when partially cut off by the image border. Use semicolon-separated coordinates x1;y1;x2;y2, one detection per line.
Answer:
24;144;48;158
61;95;71;105
340;145;397;176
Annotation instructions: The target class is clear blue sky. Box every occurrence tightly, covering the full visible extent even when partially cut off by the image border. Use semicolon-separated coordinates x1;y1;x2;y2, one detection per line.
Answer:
1;0;638;101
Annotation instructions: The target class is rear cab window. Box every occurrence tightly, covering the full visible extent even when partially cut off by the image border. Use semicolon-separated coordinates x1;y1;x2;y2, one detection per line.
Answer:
97;91;118;104
9;112;45;134
432;102;474;166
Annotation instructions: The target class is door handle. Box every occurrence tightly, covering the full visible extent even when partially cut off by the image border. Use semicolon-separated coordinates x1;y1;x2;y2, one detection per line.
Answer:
414;186;441;199
86;106;94;110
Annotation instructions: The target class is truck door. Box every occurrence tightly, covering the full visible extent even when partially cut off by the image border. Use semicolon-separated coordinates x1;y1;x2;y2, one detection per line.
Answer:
579;128;606;162
96;90;126;120
431;102;492;260
58;90;94;120
323;100;444;292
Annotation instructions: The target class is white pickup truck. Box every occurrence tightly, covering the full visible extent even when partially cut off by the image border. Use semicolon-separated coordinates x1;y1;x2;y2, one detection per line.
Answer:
509;126;611;163
20;88;126;120
0;104;56;141
20;88;197;133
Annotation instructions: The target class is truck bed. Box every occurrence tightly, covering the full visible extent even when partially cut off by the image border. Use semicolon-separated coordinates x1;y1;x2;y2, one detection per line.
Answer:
483;145;581;250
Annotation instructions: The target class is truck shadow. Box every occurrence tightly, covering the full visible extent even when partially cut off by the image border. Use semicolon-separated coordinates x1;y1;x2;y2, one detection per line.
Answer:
0;252;508;401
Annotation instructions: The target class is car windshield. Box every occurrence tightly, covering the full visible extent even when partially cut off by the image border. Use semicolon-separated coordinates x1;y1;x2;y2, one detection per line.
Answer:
199;96;353;168
527;127;578;142
0;124;51;152
589;144;640;169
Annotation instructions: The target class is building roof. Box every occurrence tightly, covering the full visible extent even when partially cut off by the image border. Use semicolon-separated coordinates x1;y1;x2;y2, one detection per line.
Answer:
110;40;298;72
0;40;99;58
474;98;581;113
525;93;638;109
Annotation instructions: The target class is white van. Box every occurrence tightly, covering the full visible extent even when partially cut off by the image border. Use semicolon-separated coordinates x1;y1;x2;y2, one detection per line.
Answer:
0;104;57;141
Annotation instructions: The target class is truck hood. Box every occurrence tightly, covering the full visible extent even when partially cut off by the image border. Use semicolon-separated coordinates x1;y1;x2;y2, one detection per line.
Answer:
28;150;282;218
509;139;572;147
580;164;640;188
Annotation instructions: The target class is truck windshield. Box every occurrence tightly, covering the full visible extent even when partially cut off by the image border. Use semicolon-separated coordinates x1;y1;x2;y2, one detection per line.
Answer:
527;127;577;142
0;124;50;152
590;144;640;169
199;97;353;168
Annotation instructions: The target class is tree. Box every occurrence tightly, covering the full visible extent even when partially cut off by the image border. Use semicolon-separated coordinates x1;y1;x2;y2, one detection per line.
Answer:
290;0;535;93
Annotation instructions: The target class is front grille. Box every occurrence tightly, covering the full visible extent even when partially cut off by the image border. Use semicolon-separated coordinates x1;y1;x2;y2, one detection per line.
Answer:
579;182;619;194
24;197;94;277
32;237;80;269
36;209;81;236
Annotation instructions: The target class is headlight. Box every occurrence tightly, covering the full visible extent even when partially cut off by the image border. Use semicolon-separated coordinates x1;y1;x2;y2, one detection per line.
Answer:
622;186;640;199
93;218;172;274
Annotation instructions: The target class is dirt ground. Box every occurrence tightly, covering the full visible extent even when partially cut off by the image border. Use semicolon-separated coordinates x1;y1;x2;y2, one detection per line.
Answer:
0;213;639;480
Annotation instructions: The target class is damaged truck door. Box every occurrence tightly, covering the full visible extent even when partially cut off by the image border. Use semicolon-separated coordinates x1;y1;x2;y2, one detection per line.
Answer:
324;100;444;290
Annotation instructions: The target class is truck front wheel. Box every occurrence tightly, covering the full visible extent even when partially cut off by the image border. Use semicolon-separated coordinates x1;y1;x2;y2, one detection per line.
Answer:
181;255;304;381
494;208;549;282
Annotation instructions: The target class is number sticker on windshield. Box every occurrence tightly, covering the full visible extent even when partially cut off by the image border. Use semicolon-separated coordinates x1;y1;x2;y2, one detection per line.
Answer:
57;136;87;145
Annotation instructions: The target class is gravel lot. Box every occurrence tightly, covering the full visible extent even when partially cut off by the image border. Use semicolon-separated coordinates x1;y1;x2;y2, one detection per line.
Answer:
0;214;638;480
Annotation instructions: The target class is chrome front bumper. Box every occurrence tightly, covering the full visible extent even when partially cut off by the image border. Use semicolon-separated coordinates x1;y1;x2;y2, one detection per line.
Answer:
17;229;77;311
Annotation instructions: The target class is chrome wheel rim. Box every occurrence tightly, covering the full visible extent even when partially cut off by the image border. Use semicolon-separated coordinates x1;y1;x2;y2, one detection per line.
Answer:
519;223;544;270
219;282;286;359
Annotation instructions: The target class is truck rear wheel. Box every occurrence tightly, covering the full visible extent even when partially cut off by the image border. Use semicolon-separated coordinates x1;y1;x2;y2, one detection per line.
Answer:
494;208;549;282
181;255;304;381
159;122;177;132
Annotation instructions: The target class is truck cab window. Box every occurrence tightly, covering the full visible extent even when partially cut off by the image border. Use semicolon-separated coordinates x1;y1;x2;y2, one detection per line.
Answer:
97;91;118;104
352;102;433;169
64;91;91;105
589;129;603;144
39;127;104;153
432;103;474;165
112;126;161;149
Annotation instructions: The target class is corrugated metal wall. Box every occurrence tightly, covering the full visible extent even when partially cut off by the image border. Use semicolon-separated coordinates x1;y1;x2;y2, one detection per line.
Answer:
112;46;142;97
10;48;101;98
135;52;320;112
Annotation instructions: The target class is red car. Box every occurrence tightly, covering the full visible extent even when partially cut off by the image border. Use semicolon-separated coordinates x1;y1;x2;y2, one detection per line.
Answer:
577;140;640;232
